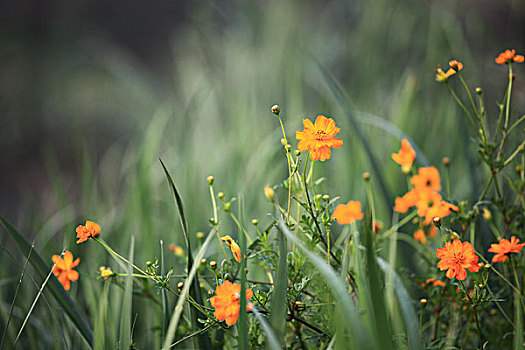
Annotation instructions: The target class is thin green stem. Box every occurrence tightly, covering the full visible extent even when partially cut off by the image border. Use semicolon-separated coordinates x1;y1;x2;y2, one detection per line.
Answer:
378;211;418;242
459;280;483;346
277;114;293;223
503;140;525;167
447;83;475;126
209;184;227;258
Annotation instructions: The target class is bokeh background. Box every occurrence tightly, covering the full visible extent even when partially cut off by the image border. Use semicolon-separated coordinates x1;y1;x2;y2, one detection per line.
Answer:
1;0;525;346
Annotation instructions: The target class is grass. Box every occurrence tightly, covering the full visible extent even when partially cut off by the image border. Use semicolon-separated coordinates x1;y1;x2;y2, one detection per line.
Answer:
1;1;525;349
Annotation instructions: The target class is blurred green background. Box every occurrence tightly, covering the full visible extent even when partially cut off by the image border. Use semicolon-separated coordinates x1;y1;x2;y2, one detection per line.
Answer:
1;0;525;347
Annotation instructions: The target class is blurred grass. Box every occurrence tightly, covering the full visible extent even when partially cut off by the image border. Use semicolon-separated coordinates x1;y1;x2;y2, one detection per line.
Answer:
1;0;524;348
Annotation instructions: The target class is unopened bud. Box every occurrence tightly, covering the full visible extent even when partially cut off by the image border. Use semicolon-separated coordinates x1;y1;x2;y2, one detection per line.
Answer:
322;194;330;201
201;259;207;265
315;194;322;201
285;144;292;151
146;261;153;267
475;87;483;95
224;202;231;212
209;261;217;270
295;150;301;156
206;176;214;185
280;138;286;146
209;218;216;224
177;282;184;291
449;231;460;240
271;104;280;115
442;157;450;166
218;192;225;199
197;232;204;239
516;166;523;174
420;298;428;307
478;262;485;268
433;217;441;227
485;263;492;269
482;208;491;221
264;185;275;201
251;219;259;225
294;301;306;312
363;172;370;181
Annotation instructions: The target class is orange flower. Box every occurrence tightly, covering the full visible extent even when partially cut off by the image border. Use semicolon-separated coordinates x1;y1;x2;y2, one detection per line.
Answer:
76;220;100;244
394;189;419;213
495;49;525;65
435;59;463;82
296;115;343;161
414;229;427;245
488;236;525;263
52;251;80;291
422;200;459;225
411;166;441;192
220;235;242;263
392;138;416;173
210;280;253;326
425;278;446;287
436;239;480;281
331;200;364;225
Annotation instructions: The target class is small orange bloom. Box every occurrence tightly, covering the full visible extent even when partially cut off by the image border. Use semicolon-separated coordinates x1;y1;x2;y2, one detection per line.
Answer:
411;166;441;192
413;229;427;245
436;239;480;281
394;189;419;213
210;280;253;326
392;138;416;173
435;59;463;82
331;200;364;225
52;251;80;291
422;200;459;225
495;49;525;65
296;115;343;161
220;235;242;263
76;220;100;244
488;236;525;263
425;278;446;287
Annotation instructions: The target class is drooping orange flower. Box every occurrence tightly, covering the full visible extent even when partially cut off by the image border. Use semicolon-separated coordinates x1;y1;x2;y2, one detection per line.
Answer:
296;115;343;161
435;59;463;82
392;138;416;173
411;166;441;192
52;251;80;291
495;49;525;65
220;235;242;263
488;236;525;263
210;280;253;326
414;229;427;245
436;239;480;281
76;220;100;244
331;200;364;225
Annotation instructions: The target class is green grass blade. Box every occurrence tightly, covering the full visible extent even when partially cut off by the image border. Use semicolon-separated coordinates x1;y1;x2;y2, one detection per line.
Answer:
0;216;94;347
118;235;134;349
160;240;169;339
277;219;369;349
313;58;394;211
159;159;211;348
237;196;248;350
270;226;287;346
377;258;423;350
162;229;216;349
0;241;33;350
94;281;111;350
252;308;282;350
514;288;523;350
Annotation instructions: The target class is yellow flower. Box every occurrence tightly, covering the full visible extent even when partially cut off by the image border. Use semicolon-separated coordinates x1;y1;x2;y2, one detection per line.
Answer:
99;266;114;279
296;115;343;161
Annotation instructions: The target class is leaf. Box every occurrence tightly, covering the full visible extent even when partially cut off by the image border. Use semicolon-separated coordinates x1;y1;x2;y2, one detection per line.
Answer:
0;216;94;348
270;227;288;346
252;308;282;350
159;159;211;349
118;235;134;349
377;258;423;350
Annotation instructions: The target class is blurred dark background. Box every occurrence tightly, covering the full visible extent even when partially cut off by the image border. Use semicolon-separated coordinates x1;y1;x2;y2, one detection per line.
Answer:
1;0;525;228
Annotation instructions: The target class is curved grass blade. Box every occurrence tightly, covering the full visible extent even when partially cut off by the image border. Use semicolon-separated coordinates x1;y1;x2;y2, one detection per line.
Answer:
0;216;94;347
277;219;369;349
94;281;111;350
377;258;423;350
252;308;282;350
237;196;248;350
313;58;393;212
162;229;216;349
269;227;287;346
118;236;134;349
159;158;211;348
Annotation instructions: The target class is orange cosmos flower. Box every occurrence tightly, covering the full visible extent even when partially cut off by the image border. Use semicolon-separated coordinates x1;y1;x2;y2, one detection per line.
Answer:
394;189;419;213
76;220;100;244
488;236;525;263
296;115;343;161
495;49;524;65
414;229;427;245
220;235;242;263
425;278;446;287
392;138;416;173
52;251;80;291
331;200;364;225
436;239;480;281
210;280;253;326
435;59;463;82
411;166;441;192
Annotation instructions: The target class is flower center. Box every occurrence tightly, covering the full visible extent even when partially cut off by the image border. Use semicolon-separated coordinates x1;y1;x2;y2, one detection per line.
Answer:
315;130;327;141
426;180;432;187
452;251;464;264
231;292;240;302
